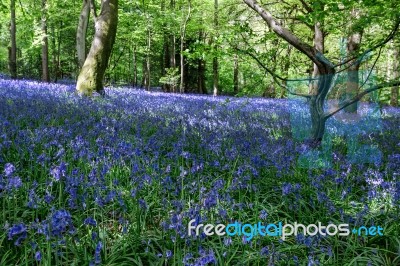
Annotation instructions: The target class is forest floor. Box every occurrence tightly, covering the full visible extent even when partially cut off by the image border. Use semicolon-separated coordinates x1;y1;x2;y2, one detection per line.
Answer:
0;78;399;265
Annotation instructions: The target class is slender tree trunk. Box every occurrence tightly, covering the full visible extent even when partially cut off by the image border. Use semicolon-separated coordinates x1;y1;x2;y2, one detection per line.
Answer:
9;0;17;79
310;21;324;95
41;0;50;82
163;39;170;91
197;58;206;94
170;34;176;92
344;8;362;113
161;0;169;92
76;0;118;96
132;45;137;87
180;37;185;93
179;0;191;93
57;21;62;80
77;0;90;68
51;25;58;82
233;52;239;95
281;46;292;98
391;41;399;106
141;59;149;89
213;0;219;96
169;0;176;92
146;27;151;91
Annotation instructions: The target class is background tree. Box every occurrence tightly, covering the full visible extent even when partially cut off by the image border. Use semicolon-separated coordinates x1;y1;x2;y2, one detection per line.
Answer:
76;0;118;96
9;0;17;79
243;0;400;144
41;0;49;82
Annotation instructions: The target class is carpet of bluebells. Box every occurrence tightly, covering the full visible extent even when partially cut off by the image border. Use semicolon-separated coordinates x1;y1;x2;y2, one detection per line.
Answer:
0;77;399;266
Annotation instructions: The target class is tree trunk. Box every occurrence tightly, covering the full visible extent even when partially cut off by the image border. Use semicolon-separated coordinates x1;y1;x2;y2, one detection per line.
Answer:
213;0;219;96
197;58;206;94
243;0;335;144
310;21;324;95
132;45;137;87
391;41;399;106
170;34;176;92
146;27;151;91
51;25;58;82
76;0;118;96
179;0;191;94
76;0;90;68
168;0;176;92
41;0;50;82
141;59;147;88
161;0;170;92
344;8;362;113
9;0;17;79
233;52;239;95
280;46;292;98
57;21;62;81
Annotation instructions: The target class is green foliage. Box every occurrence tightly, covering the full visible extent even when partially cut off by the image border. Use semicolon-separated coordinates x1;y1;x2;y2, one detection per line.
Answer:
159;67;180;87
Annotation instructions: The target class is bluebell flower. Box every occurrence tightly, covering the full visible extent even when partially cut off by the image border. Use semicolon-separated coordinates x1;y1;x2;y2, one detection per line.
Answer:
35;251;42;261
8;223;27;246
94;241;102;264
7;176;22;190
138;198;147;210
259;209;268;220
50;162;67;181
50;209;75;238
4;163;16;177
165;250;172;259
84;217;97;227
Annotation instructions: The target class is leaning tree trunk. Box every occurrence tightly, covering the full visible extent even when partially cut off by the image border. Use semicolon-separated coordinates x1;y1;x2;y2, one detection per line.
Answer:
309;66;335;143
9;0;17;79
76;0;90;68
76;0;118;96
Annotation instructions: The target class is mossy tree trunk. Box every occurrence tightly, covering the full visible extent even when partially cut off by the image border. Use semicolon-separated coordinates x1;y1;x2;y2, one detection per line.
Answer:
76;0;118;96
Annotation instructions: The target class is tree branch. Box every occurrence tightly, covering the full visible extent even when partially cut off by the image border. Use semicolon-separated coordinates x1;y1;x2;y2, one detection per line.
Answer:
243;0;326;68
324;80;400;119
299;0;312;13
237;48;313;98
90;0;97;20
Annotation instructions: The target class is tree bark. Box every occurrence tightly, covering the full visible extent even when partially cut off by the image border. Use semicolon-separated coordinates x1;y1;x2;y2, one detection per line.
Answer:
310;21;324;95
132;45;137;87
213;0;219;96
51;25;58;82
161;0;170;92
391;40;399;106
76;0;118;96
179;0;191;93
344;8;362;113
41;0;50;82
146;27;151;91
233;52;239;95
9;0;17;79
76;0;90;68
